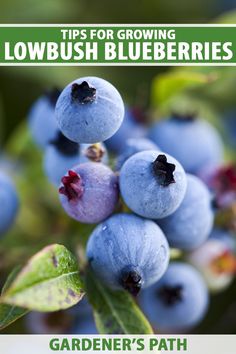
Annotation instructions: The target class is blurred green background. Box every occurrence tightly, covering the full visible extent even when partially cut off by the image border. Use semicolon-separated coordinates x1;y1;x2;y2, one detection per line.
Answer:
0;0;236;335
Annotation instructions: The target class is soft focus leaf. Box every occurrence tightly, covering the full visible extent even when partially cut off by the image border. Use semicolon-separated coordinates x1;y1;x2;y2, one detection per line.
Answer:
5;121;37;157
85;268;153;334
0;0;77;23
214;10;236;24
151;71;216;107
1;244;84;312
0;267;28;330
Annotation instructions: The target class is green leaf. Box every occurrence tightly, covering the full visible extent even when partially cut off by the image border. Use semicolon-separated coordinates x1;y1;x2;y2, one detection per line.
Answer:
214;10;236;24
5;121;38;157
0;267;28;330
2;266;21;294
85;268;153;334
151;71;214;106
1;244;84;312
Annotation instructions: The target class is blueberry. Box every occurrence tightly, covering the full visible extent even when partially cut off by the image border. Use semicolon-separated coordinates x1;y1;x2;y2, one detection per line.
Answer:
158;174;213;250
149;114;224;174
28;88;60;148
120;151;187;219
59;163;119;224
140;262;209;332
188;238;236;293
86;213;170;295
44;131;108;186
115;138;159;171
0;154;20;176
200;164;236;209
0;172;19;236
105;107;147;153
56;77;125;144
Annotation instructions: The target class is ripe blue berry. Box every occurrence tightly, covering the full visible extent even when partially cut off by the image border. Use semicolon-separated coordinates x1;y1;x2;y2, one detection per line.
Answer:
86;213;170;295
28;88;60;148
200;164;236;209
115;138;159;171
59;163;119;224
56;77;125;144
120;151;187;219
140;262;209;332
149;114;224;174
105;107;147;153
44;131;108;186
0;172;19;236
158;174;214;250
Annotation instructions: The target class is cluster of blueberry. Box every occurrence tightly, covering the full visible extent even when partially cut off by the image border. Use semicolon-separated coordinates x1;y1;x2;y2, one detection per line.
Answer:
1;75;235;334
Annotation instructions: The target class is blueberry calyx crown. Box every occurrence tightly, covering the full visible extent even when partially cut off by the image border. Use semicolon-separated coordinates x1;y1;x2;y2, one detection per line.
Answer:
172;111;197;122
85;144;105;162
50;131;79;156
210;164;236;209
212;164;236;192
46;88;61;107
121;270;142;296
59;170;84;202
152;154;176;187
71;81;96;104
158;284;183;306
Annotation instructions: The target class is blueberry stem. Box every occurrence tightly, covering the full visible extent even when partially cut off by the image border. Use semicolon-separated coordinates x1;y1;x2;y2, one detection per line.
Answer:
152;154;176;187
71;81;96;104
59;170;84;202
85;144;105;162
